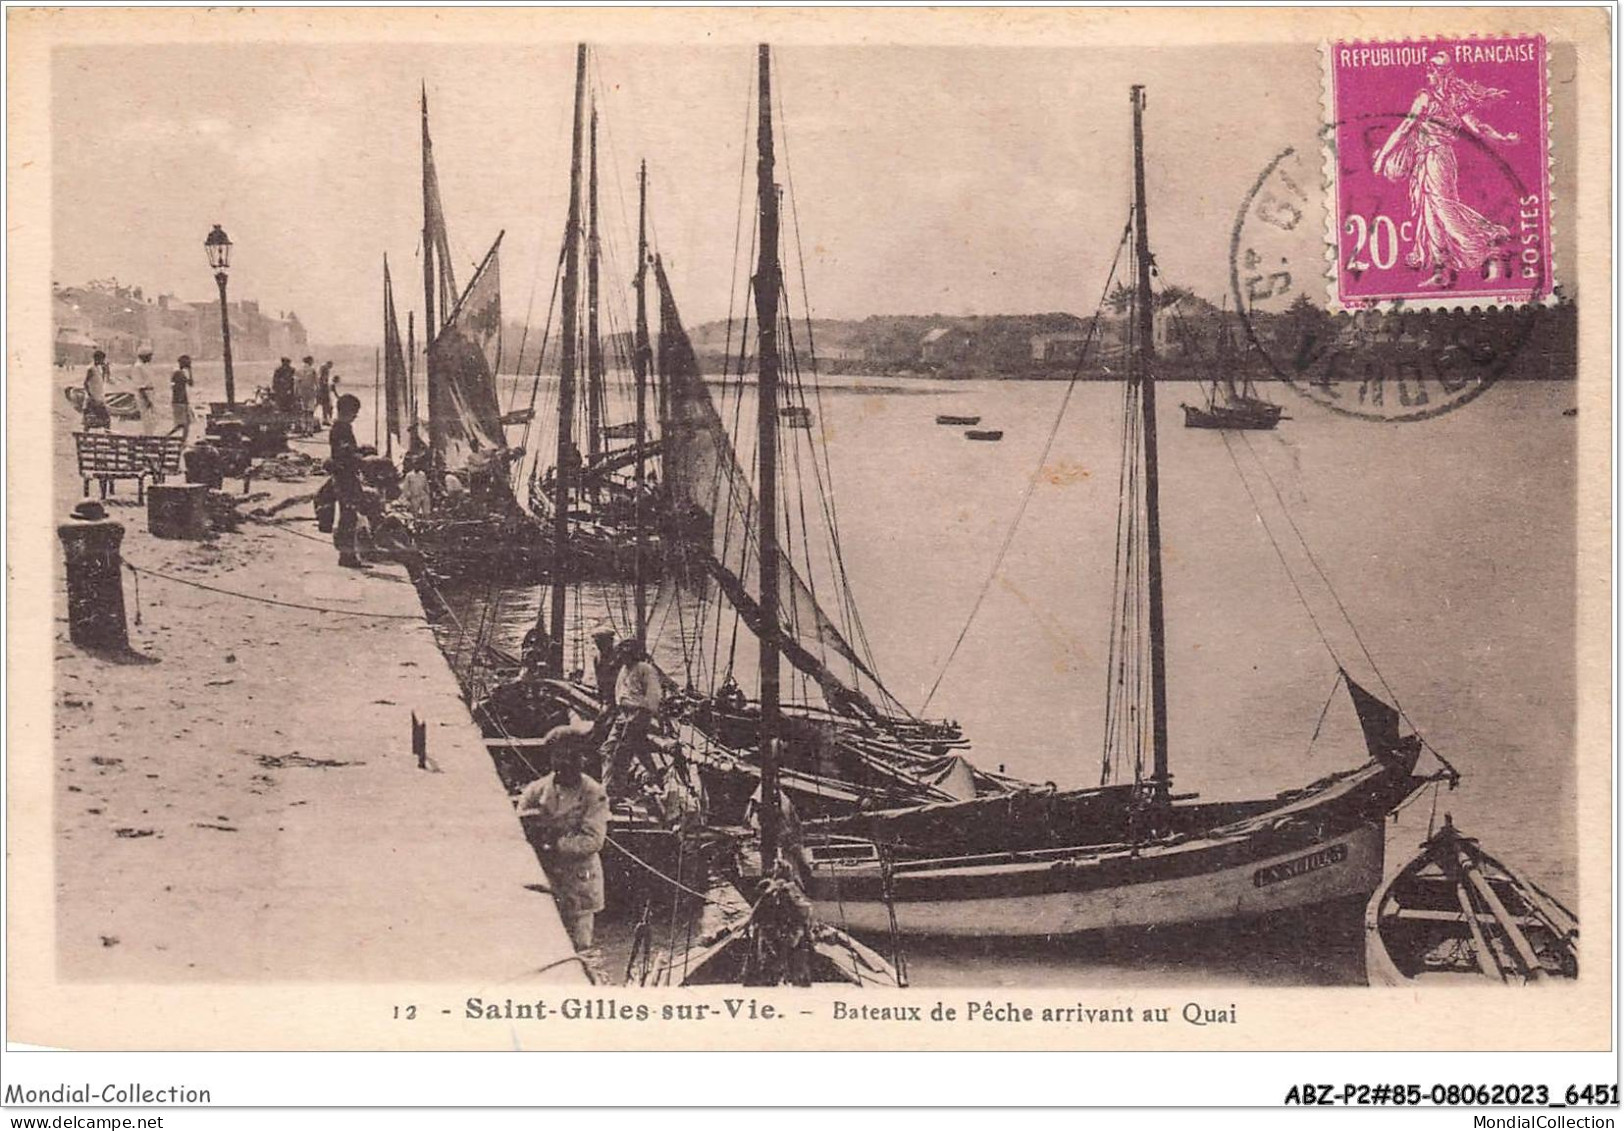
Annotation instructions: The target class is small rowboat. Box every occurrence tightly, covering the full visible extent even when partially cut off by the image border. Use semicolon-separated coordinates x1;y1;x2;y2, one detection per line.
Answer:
780;405;814;429
964;429;1003;442
936;414;981;426
1365;817;1577;985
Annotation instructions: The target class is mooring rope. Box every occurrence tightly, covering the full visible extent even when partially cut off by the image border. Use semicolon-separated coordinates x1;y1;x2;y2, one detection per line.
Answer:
604;834;724;905
123;560;423;621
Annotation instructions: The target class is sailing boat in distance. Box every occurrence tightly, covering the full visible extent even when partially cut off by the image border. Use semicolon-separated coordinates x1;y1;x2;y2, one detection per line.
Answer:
1180;298;1284;430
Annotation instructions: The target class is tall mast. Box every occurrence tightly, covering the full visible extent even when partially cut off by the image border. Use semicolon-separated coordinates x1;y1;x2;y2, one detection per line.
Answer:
420;83;436;341
407;310;415;428
753;44;784;870
1131;85;1170;804
586;102;604;495
632;159;651;644
549;43;587;677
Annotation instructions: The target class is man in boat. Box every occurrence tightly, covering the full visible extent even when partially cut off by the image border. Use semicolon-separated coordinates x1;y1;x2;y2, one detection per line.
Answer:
520;620;558;678
601;640;663;799
329;393;366;568
590;629;620;709
398;462;432;517
515;721;609;953
402;426;431;476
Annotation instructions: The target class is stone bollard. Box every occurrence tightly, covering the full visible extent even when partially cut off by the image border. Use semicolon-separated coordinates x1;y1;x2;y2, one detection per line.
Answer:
56;501;129;652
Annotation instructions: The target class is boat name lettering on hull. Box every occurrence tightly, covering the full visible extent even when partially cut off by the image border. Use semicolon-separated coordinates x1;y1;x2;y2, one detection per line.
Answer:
1252;843;1348;888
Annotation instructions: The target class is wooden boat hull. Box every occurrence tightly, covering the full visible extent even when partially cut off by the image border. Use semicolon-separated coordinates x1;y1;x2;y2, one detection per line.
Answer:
813;819;1385;937
1364;822;1577;985
403;513;665;585
807;757;1422;938
964;430;1004;441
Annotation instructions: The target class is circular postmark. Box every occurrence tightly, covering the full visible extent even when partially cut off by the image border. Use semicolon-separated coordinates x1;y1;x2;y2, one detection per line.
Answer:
1230;119;1560;424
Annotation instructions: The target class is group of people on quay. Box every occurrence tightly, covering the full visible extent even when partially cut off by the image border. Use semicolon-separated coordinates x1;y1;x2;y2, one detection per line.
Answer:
75;345;196;438
270;355;340;432
75;349;343;440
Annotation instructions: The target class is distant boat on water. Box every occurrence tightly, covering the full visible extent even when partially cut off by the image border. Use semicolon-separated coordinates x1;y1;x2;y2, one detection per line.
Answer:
936;413;981;426
964;429;1003;442
1181;300;1283;430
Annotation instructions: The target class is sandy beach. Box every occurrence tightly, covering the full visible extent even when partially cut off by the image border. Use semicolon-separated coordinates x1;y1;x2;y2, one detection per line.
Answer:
49;391;583;985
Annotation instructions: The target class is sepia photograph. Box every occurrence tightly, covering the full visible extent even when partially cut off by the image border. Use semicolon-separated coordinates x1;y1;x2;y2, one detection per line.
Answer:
4;5;1612;1083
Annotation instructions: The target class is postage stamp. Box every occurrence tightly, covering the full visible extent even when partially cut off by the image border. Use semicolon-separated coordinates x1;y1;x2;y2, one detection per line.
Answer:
1323;36;1553;309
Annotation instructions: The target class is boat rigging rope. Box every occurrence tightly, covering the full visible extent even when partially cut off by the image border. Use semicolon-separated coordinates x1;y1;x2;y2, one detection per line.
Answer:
1215;429;1349;672
920;215;1136;714
604;834;724;905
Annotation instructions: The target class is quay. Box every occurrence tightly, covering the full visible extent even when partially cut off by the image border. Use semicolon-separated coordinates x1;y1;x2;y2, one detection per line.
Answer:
49;414;584;985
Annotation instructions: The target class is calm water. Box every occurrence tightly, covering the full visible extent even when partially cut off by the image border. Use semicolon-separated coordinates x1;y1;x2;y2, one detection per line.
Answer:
437;372;1577;987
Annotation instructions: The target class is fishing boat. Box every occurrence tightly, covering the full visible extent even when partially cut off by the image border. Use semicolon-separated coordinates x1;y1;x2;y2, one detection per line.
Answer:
658;46;900;985
1180;301;1283;430
803;86;1443;940
964;429;1003;442
647;235;1007;814
383;86;658;585
1180;395;1282;431
522;97;674;577
936;413;981;426
1365;817;1576;985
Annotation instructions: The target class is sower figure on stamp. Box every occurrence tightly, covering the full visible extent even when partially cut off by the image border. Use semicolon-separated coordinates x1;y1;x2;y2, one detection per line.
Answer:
1372;52;1520;288
516;722;608;954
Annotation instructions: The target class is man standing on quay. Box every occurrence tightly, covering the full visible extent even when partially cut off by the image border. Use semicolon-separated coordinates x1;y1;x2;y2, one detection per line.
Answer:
516;724;608;954
329;393;366;568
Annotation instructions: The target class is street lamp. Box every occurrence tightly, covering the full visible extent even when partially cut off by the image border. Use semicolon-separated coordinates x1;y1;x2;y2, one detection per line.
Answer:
205;224;236;405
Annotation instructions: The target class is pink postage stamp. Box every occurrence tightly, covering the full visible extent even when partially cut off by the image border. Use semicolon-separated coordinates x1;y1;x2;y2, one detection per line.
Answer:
1325;36;1552;308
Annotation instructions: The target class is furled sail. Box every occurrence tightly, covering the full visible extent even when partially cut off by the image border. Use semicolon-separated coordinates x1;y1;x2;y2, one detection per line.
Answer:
428;235;508;470
382;256;413;446
421;87;459;322
653;256;897;717
1345;671;1422;767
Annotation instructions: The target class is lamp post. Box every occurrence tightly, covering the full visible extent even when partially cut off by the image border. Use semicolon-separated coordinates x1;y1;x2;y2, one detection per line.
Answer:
204;224;236;405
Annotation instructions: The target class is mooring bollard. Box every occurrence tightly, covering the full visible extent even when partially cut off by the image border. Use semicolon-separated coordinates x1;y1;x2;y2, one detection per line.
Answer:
56;501;129;652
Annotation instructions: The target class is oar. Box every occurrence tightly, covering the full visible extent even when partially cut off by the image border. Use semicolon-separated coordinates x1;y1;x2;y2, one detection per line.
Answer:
1453;878;1506;982
1462;854;1547;982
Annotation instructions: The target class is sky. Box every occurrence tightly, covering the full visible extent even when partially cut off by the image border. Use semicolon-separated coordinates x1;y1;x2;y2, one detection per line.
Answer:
53;42;1329;345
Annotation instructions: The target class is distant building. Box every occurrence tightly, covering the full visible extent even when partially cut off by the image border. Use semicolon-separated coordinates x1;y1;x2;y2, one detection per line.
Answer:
921;326;973;366
51;279;310;367
1030;332;1093;364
